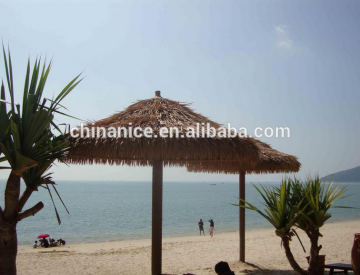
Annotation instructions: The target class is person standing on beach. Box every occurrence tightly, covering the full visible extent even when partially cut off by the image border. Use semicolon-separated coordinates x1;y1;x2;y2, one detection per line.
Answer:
198;219;205;236
208;219;215;238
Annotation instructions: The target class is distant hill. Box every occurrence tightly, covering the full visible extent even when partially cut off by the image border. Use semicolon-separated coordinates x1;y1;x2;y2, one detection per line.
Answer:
321;166;360;182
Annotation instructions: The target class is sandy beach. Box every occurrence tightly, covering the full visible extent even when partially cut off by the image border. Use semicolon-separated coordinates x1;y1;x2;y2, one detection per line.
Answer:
17;220;359;275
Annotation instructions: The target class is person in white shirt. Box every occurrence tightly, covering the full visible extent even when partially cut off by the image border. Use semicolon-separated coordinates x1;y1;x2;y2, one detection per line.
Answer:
208;226;215;238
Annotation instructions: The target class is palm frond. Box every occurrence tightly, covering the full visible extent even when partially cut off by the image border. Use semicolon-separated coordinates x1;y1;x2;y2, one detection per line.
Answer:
1;46;82;225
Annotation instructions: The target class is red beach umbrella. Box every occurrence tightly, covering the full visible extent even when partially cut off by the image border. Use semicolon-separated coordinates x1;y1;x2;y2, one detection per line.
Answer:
37;234;50;239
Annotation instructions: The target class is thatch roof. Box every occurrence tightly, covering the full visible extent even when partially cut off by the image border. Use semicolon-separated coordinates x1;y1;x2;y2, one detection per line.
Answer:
186;139;301;174
66;91;259;166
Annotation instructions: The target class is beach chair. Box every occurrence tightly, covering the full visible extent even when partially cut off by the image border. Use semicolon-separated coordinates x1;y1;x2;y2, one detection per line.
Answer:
324;263;353;274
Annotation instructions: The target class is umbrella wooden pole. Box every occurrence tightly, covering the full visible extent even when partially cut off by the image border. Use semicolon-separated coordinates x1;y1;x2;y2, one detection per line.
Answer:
239;170;246;262
152;160;163;275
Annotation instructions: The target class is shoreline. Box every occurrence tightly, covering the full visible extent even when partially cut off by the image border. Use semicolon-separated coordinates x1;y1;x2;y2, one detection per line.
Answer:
18;217;358;247
17;219;360;275
20;227;268;253
19;218;358;250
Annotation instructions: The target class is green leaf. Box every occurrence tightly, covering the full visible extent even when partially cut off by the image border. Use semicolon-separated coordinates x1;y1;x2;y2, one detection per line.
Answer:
52;184;70;214
2;45;15;112
52;73;82;107
0;82;9;140
9;119;21;151
22;59;31;118
46;184;61;225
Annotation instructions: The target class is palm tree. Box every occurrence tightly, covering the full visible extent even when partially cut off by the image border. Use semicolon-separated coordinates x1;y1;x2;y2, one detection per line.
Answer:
0;47;81;275
290;177;350;275
235;180;308;275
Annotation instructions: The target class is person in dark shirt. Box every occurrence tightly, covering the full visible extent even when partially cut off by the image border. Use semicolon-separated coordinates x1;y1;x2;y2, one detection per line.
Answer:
215;261;235;275
58;239;66;246
209;219;214;228
43;238;49;248
208;219;215;238
198;219;205;236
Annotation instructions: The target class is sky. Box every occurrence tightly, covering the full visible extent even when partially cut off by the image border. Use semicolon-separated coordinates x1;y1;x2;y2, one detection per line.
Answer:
0;0;359;182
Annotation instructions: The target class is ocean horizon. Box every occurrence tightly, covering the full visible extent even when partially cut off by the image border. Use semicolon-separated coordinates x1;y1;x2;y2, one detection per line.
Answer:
1;180;359;246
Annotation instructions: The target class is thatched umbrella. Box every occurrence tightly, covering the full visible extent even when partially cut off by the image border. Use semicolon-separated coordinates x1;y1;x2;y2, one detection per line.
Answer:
186;139;301;262
66;91;260;275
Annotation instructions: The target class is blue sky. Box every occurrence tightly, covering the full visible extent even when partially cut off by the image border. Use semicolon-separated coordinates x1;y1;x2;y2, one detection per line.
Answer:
1;0;359;182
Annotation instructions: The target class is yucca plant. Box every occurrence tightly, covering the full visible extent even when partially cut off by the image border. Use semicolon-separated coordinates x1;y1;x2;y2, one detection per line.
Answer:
234;180;308;275
0;46;81;275
290;177;351;275
235;177;351;275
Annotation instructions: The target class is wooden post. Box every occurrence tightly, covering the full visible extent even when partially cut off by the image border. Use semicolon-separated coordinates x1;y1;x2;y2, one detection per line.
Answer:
239;171;246;262
152;160;163;275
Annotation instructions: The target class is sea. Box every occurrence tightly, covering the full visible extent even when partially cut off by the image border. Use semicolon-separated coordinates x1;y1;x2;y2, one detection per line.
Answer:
1;181;359;245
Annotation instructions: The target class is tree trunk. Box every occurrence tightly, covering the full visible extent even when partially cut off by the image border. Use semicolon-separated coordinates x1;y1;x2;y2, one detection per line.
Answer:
151;160;163;275
0;219;18;275
307;230;322;275
0;172;21;275
282;236;308;275
239;171;246;262
4;172;20;219
17;187;33;212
